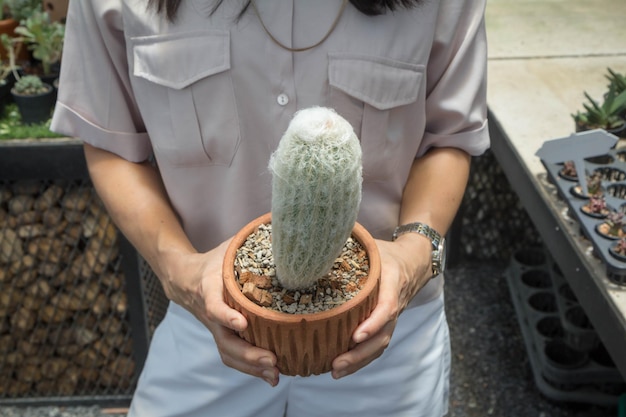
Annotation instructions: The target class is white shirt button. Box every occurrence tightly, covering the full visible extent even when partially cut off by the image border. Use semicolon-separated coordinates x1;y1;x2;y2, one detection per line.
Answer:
277;93;289;106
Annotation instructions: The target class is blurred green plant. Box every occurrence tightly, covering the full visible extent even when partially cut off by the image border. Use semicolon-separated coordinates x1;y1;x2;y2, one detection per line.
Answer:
3;0;41;21
0;32;21;82
15;10;64;76
1;0;43;22
0;103;61;139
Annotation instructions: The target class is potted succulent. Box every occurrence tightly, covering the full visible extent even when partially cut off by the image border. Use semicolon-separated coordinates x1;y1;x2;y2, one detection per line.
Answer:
596;211;626;240
223;107;380;376
14;9;64;84
559;160;578;181
570;170;603;198
10;73;55;124
610;236;626;260
580;194;610;218
571;84;626;138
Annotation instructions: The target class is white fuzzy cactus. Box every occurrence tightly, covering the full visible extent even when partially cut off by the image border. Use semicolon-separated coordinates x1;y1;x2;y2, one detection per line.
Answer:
269;107;362;290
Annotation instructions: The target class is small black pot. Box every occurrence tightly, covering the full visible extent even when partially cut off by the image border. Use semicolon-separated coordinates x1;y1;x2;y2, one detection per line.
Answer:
11;83;56;125
609;241;626;263
41;72;60;103
576;120;626;139
607;122;626;139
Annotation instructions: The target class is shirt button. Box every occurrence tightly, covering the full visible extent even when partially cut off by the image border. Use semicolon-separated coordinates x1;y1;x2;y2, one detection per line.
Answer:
277;93;289;106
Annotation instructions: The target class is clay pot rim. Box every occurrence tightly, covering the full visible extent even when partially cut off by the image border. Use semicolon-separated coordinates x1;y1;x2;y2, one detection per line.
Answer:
222;212;381;324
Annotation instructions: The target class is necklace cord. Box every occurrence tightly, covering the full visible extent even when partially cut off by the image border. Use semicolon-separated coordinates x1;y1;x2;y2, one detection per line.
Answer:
250;0;349;52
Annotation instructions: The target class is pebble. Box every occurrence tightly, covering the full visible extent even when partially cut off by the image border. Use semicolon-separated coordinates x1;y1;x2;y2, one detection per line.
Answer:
234;223;369;314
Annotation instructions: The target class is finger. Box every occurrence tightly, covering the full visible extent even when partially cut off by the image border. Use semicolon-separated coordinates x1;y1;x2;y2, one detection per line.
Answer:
212;325;280;386
331;320;396;379
352;287;398;344
202;241;249;332
203;286;248;332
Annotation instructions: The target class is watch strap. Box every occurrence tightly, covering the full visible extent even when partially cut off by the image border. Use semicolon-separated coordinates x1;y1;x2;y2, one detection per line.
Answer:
392;222;441;247
392;222;445;278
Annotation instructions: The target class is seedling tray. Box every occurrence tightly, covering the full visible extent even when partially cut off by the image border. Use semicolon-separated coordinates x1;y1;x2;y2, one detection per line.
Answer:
548;264;600;352
506;248;625;406
539;140;626;286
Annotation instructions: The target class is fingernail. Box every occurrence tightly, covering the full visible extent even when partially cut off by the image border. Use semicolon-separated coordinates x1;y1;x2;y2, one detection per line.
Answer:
259;356;274;367
262;370;276;386
333;369;348;380
354;331;368;343
333;360;349;376
229;317;243;330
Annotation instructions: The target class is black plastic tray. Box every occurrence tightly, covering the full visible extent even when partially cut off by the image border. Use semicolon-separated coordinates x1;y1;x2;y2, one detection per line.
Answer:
548;264;600;352
505;248;625;406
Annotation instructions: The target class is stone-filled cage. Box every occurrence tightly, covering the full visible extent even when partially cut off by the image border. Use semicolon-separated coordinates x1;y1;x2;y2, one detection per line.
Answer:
0;140;168;406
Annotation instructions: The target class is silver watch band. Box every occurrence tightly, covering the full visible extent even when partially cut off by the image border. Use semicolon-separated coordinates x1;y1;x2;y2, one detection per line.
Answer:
392;222;446;278
392;222;441;248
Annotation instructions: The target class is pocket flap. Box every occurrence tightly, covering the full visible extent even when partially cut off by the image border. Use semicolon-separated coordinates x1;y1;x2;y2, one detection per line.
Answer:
132;30;230;90
329;53;423;110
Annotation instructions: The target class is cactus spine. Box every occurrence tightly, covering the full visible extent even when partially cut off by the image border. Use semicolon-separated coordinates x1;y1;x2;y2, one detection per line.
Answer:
269;107;362;290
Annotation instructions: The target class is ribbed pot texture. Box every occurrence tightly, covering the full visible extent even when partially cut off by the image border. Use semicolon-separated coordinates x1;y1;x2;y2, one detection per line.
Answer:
222;212;380;376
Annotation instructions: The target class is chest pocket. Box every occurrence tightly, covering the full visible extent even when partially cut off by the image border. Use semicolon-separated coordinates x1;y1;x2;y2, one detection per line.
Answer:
132;30;239;167
328;53;424;180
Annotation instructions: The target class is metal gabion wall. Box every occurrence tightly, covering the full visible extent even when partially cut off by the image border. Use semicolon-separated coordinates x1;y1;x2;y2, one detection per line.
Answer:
138;258;168;339
0;178;166;404
459;149;543;262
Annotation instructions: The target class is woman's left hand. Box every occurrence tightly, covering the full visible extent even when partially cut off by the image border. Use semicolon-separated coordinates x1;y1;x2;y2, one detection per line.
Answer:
330;235;433;379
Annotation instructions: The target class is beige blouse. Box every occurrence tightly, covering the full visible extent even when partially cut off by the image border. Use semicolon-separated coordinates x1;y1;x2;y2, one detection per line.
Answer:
51;0;490;305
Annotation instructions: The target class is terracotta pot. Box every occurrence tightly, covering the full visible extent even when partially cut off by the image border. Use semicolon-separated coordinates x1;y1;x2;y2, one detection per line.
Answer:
222;212;380;377
0;18;19;60
0;18;31;63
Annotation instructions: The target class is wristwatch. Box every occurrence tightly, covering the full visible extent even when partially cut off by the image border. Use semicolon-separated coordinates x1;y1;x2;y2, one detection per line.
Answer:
392;222;446;277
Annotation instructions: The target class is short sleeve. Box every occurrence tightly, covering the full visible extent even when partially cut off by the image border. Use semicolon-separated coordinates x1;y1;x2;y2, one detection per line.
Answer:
417;0;490;158
50;0;152;162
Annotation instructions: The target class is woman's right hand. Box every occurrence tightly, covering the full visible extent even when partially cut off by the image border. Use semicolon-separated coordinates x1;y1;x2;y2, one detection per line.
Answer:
159;239;280;386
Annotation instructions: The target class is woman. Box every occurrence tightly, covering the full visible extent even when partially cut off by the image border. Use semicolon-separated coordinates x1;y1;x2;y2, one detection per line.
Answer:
51;0;489;415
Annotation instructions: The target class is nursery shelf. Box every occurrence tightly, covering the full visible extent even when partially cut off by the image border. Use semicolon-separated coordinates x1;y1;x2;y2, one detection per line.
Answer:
486;0;626;378
488;114;626;380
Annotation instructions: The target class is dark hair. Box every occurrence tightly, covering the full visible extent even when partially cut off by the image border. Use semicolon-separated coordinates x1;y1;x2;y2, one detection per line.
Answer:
148;0;422;22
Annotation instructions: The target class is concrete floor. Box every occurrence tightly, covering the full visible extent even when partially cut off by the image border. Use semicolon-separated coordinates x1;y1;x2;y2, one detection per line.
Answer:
486;0;626;174
486;0;626;60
